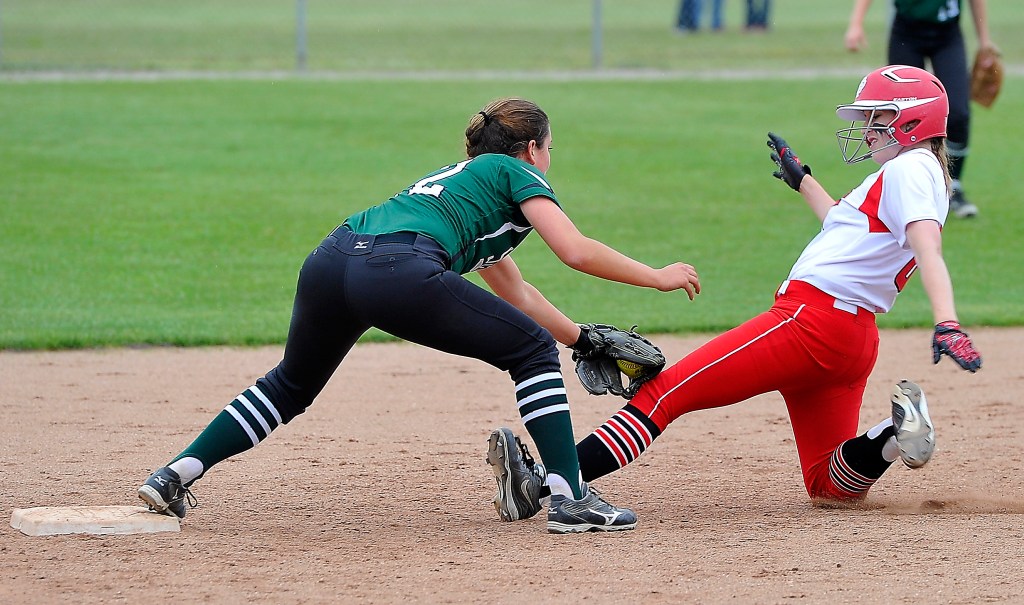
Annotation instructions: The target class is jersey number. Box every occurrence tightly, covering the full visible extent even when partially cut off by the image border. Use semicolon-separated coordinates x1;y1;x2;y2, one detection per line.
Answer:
894;258;917;292
938;0;960;22
409;160;471;197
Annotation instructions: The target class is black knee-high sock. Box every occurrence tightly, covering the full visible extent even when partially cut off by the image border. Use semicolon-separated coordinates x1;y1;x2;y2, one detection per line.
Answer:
948;140;967;183
829;426;895;497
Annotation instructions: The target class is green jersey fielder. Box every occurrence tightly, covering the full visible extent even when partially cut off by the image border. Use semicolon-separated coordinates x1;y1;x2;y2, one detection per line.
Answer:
346;154;557;275
138;98;701;534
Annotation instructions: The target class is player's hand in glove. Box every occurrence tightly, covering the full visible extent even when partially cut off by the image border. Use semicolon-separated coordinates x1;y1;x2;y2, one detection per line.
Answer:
571;323;666;399
932;321;982;373
767;132;812;191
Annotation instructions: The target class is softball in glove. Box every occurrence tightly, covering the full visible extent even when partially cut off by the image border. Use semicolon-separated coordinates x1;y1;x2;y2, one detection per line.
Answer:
571;323;666;399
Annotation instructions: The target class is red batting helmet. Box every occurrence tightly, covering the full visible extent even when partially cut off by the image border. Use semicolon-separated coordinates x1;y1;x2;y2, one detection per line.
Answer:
835;65;949;163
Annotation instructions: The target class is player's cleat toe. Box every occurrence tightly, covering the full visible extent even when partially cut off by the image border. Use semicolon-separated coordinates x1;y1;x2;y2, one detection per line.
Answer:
547;484;637;534
138;466;196;519
891;380;935;469
950;189;978;219
486;428;545;521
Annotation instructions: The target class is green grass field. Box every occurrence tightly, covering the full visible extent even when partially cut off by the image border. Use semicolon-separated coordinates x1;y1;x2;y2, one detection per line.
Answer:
2;0;1021;72
2;2;1022;349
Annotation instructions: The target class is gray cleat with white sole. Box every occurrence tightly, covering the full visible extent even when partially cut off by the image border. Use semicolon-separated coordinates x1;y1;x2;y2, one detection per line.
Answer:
547;483;637;534
486;428;546;521
891;380;935;468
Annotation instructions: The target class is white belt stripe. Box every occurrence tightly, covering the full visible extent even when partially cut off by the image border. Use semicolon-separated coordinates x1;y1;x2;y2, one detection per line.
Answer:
652;306;804;415
235;395;273;437
516;372;562;393
224;405;260;447
521;403;570;423
249;385;283;425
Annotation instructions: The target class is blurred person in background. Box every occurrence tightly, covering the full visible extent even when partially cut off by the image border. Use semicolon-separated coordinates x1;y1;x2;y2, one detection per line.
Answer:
677;0;725;34
745;0;771;31
845;0;999;218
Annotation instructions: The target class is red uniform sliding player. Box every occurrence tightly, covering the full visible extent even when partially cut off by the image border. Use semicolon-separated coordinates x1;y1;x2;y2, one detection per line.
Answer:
489;66;982;525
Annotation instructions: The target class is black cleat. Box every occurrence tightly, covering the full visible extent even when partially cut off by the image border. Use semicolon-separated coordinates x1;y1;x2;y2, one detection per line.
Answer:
486;428;546;521
138;466;196;519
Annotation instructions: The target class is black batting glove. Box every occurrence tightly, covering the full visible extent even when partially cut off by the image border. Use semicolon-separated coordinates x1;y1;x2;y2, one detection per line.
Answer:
932;321;982;373
767;132;812;191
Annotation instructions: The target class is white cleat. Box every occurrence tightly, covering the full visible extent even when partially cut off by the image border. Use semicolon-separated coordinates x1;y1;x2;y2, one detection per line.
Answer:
891;380;935;468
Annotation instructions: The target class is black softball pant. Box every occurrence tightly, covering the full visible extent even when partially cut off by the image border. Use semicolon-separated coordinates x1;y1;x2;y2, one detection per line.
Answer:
888;14;970;146
257;227;560;423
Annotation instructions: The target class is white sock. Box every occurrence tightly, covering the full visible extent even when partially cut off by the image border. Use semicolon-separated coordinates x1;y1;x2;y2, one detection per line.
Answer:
866;417;893;439
545;473;577;500
169;457;205;485
882;436;901;463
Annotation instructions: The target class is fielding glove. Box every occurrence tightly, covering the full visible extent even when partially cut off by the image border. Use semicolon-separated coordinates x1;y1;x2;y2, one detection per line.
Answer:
571;323;666;399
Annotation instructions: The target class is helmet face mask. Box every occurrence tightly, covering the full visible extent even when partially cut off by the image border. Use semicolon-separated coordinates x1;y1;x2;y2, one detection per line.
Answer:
837;104;901;164
835;65;949;165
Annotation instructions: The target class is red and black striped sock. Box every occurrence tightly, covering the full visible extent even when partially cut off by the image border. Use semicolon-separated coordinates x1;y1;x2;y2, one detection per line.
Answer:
829;426;895;498
575;404;663;482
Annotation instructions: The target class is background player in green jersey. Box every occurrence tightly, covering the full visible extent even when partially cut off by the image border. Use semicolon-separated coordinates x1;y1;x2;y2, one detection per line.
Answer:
138;97;701;533
845;0;999;218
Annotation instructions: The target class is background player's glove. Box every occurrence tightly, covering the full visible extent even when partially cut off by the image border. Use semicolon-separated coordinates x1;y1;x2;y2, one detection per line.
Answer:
971;46;1003;109
932;321;982;373
767;132;812;191
571;323;666;399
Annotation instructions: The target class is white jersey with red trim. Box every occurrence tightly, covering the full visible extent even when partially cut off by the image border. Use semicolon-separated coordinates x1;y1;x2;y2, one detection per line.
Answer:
787;148;948;313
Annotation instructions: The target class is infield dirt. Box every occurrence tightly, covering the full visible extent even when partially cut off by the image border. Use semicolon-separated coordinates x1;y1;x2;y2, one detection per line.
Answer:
2;328;1022;604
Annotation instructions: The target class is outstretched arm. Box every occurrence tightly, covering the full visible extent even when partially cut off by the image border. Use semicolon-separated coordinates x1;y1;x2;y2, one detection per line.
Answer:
796;175;838;223
767;132;836;222
478;256;582;346
520;197;701;299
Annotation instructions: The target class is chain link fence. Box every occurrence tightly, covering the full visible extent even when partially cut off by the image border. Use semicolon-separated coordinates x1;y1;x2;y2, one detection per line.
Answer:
0;1;1018;76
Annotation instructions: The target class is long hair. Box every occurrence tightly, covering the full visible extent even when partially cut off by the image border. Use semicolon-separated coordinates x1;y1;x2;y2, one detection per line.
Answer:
930;137;952;196
465;98;549;159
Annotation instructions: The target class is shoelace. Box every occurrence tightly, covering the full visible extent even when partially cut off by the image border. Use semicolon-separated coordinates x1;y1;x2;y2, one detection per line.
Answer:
175;485;200;511
514;436;536;468
582;483;611;505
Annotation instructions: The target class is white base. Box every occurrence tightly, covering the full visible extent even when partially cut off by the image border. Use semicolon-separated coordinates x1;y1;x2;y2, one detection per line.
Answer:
10;505;180;536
